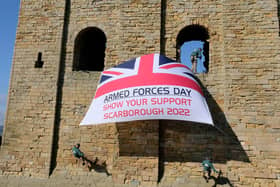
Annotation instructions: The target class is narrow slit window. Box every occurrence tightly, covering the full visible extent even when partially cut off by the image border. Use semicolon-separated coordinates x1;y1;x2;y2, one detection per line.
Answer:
34;52;44;68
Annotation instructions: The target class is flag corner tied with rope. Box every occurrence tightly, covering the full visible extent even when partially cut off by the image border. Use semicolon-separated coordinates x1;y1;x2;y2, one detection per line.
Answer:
80;53;213;126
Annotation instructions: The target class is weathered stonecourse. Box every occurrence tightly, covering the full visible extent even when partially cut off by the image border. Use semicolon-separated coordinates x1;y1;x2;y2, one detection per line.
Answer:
0;0;279;186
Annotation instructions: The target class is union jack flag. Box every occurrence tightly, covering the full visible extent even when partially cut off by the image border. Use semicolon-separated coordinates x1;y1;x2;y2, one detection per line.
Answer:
80;53;213;126
94;53;203;99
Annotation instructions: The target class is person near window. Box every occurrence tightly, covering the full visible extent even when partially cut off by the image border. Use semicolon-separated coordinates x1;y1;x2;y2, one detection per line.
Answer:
190;48;202;73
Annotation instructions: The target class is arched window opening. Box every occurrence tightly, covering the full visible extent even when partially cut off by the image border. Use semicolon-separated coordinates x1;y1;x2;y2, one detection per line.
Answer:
176;24;209;74
73;27;106;71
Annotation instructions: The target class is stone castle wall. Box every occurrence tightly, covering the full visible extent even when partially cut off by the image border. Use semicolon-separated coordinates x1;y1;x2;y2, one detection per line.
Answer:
0;0;66;176
1;0;279;186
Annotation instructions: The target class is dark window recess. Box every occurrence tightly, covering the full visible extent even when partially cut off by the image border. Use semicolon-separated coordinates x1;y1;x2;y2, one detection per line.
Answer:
73;27;106;71
34;52;44;68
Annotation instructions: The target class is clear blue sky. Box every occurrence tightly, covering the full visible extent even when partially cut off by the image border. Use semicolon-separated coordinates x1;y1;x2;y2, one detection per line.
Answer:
0;1;20;131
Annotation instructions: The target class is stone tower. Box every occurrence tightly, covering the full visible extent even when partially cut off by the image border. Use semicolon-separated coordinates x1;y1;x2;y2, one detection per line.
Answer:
1;0;279;186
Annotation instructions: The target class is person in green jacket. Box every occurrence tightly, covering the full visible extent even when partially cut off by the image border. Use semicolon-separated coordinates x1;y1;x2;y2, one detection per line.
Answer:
190;48;202;74
72;143;87;165
202;157;219;182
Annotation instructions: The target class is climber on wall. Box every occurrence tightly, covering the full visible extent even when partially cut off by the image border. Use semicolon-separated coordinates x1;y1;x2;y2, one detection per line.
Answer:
202;157;219;182
190;48;202;73
72;143;91;167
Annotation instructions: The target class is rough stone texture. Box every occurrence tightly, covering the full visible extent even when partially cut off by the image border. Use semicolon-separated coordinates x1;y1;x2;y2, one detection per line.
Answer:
0;173;222;187
1;0;280;186
0;0;66;177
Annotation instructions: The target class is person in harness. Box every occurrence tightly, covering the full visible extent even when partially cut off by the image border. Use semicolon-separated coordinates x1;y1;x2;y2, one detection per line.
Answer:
72;143;88;166
202;157;219;182
190;48;202;74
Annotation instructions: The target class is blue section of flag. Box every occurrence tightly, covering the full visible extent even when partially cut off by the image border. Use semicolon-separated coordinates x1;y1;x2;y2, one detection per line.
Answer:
100;75;112;84
159;55;176;66
114;58;136;69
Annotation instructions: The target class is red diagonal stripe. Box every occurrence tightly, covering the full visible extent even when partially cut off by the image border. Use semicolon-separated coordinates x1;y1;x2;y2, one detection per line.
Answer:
102;71;123;75
160;63;191;70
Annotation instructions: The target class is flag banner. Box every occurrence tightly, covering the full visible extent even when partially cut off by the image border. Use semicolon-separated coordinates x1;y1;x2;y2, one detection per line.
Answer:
80;53;213;125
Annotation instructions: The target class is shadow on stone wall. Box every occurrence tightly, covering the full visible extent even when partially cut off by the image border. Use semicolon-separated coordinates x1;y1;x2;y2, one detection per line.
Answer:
87;157;111;176
49;0;71;176
277;0;280;36
114;84;249;161
160;0;167;55
116;121;159;157
114;78;250;183
157;78;250;181
114;121;159;184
